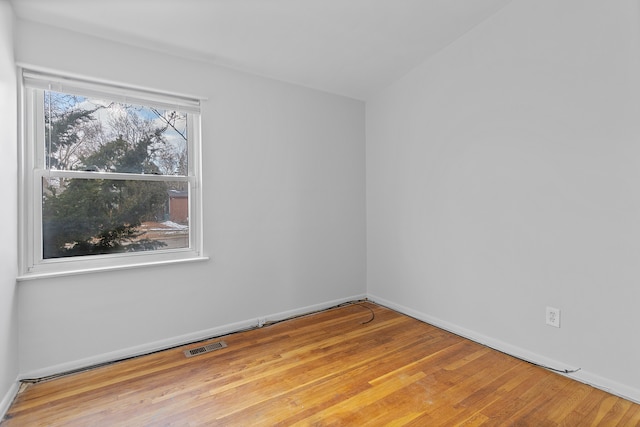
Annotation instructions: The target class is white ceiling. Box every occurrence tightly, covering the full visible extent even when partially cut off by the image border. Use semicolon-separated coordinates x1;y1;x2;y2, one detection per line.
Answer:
11;0;512;100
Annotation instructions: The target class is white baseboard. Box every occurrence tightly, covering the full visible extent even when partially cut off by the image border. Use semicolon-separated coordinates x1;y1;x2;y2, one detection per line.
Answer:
367;294;640;405
0;379;20;421
18;292;637;409
19;293;367;381
571;370;640;405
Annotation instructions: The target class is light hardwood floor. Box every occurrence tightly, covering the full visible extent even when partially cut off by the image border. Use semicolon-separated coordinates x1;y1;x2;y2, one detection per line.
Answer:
2;302;640;426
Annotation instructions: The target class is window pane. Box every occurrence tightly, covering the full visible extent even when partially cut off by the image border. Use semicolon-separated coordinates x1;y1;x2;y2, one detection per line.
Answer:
44;90;188;175
42;177;189;259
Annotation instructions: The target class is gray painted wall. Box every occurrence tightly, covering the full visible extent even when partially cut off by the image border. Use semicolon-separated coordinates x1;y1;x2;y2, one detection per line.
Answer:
0;0;18;414
367;0;640;401
14;20;366;376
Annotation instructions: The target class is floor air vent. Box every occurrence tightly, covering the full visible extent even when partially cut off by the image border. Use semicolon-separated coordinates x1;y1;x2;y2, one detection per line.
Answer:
184;341;227;358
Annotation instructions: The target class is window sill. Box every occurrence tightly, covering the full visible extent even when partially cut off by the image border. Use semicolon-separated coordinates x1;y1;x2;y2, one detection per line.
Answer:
16;255;209;281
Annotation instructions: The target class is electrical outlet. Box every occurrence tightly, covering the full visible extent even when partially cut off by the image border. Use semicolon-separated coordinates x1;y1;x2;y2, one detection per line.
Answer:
546;307;560;328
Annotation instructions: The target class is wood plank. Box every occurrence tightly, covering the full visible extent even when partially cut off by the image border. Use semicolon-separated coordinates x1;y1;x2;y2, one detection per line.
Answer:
2;302;639;426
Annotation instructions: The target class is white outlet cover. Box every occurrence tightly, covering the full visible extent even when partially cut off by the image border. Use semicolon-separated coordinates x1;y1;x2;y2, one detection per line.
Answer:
546;307;560;328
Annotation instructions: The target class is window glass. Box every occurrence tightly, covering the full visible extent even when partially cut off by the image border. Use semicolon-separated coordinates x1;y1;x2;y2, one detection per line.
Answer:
41;91;190;259
42;177;189;259
44;91;188;175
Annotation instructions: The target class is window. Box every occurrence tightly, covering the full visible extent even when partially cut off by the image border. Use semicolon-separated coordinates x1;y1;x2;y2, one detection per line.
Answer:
18;69;205;279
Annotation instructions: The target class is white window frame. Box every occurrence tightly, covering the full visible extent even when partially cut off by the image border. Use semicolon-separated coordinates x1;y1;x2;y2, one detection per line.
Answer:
17;68;206;280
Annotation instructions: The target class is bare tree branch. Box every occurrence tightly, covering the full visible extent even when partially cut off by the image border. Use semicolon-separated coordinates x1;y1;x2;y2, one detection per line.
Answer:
150;108;187;141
